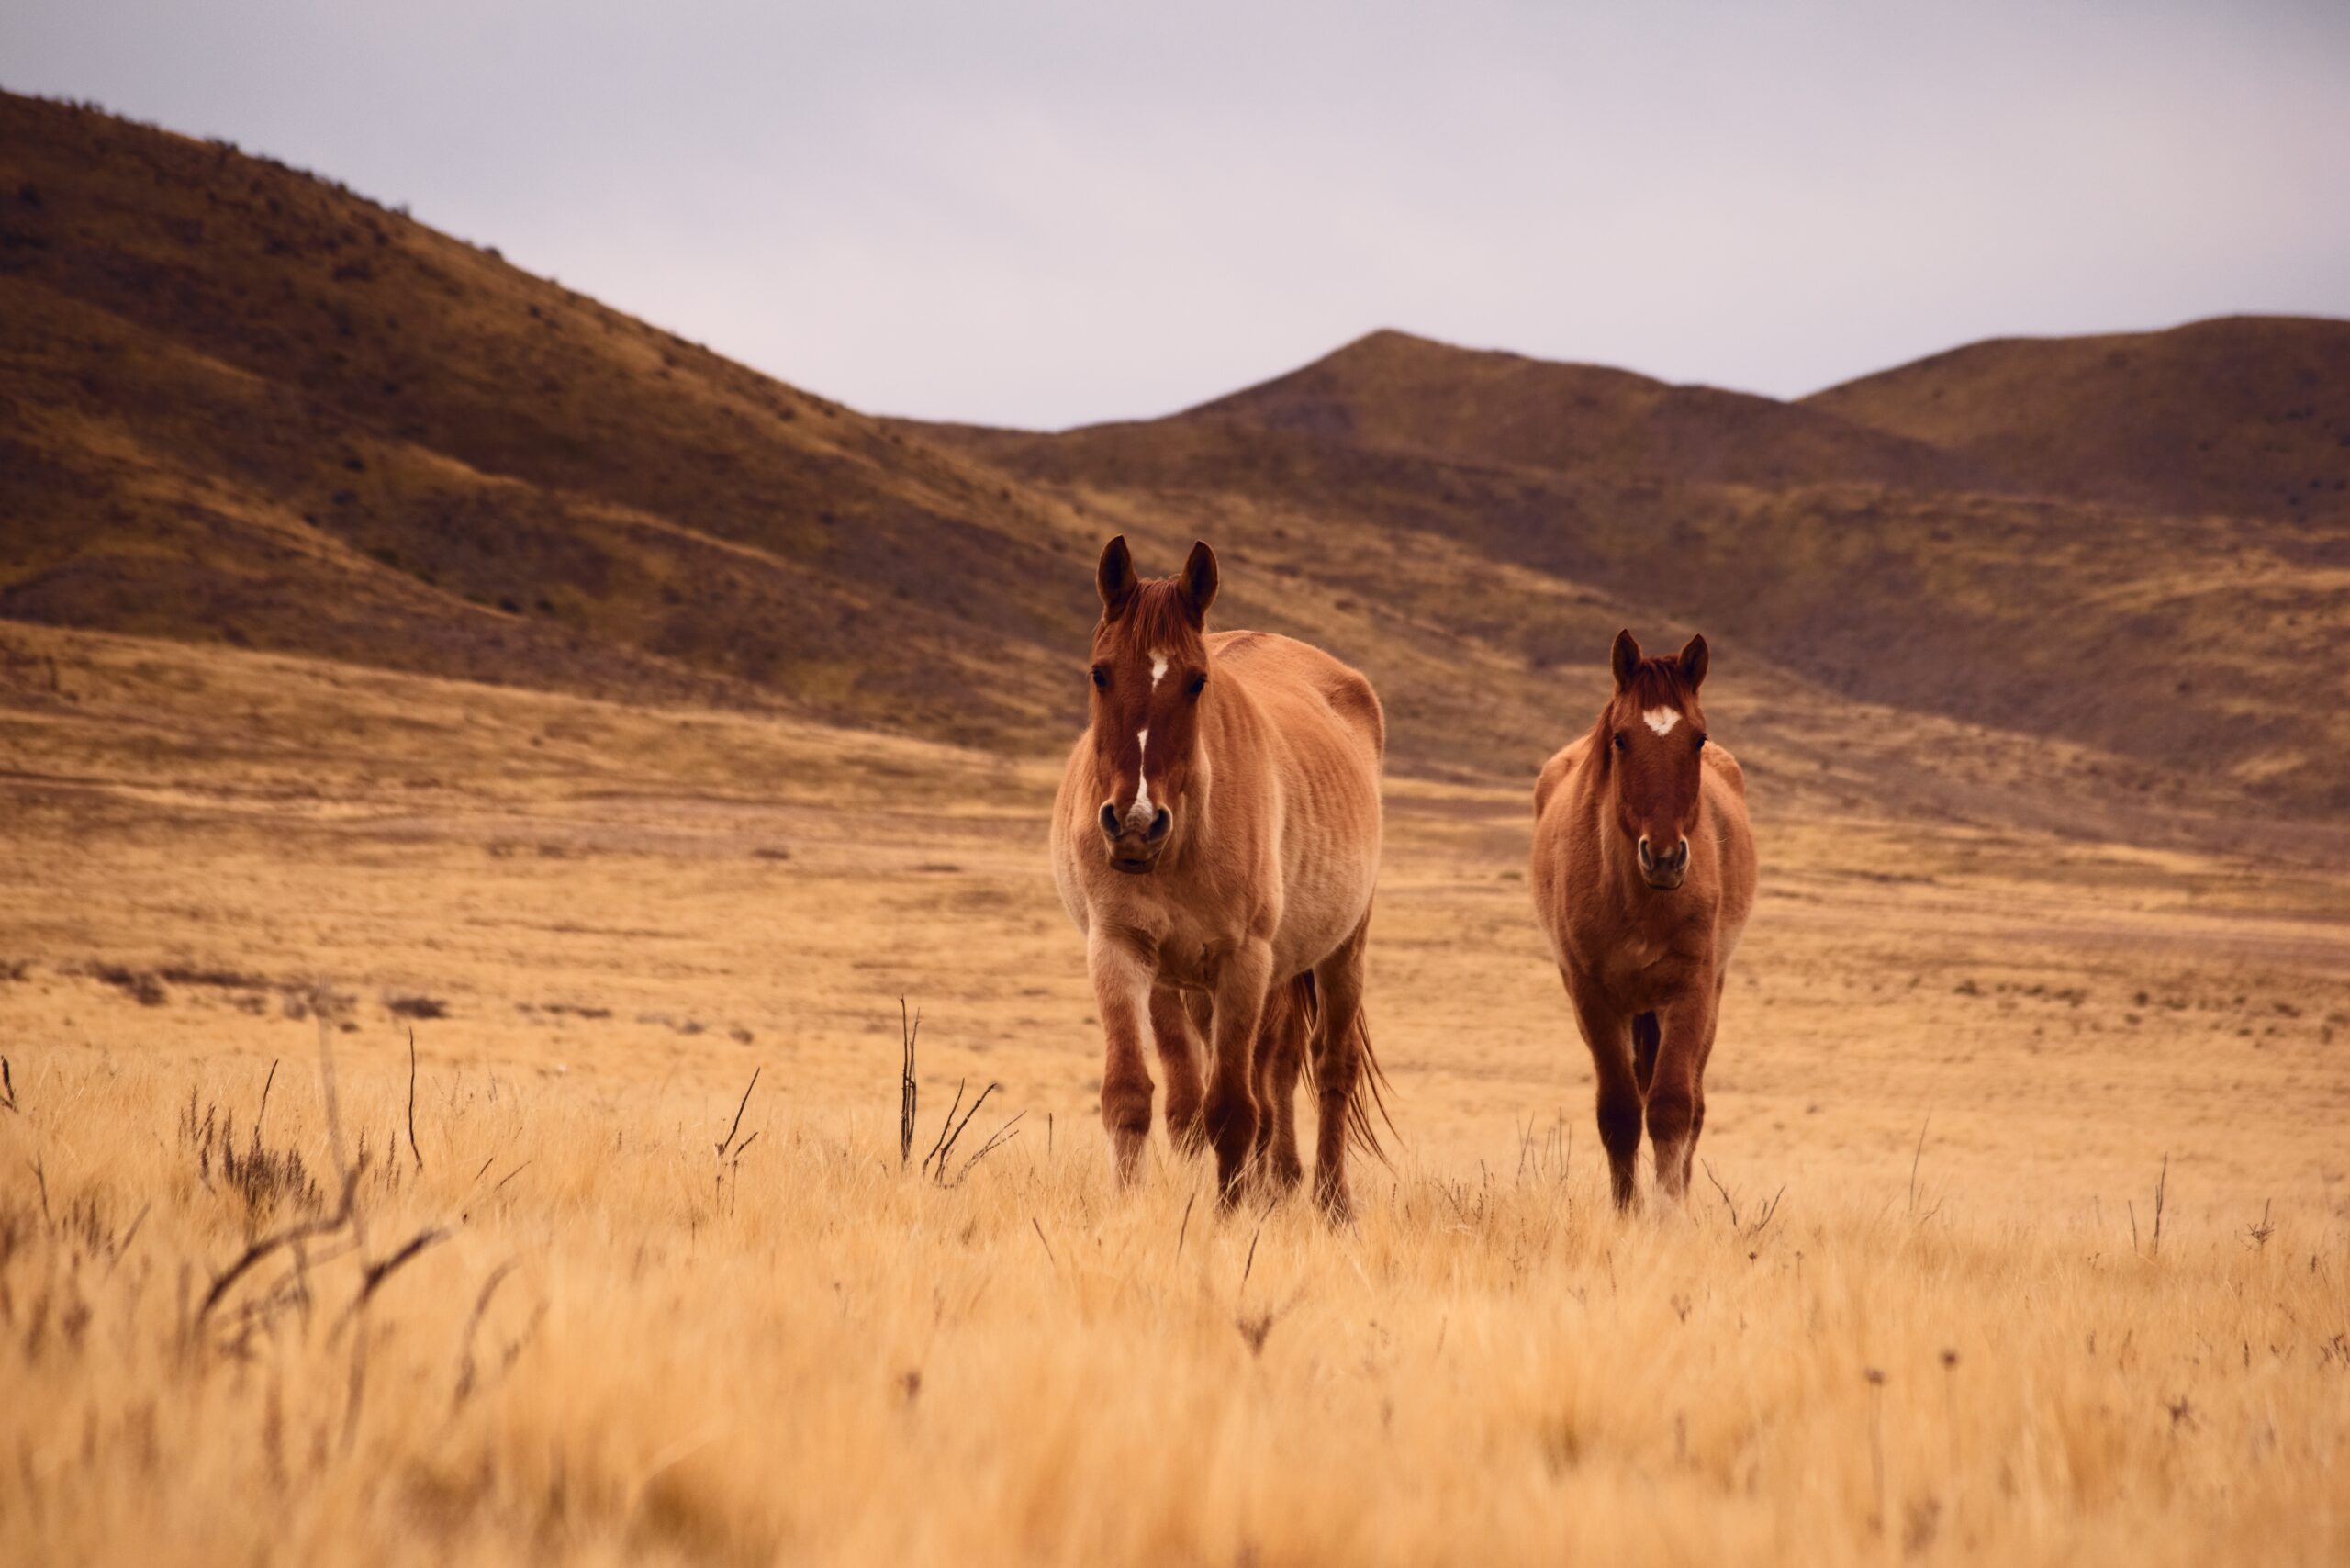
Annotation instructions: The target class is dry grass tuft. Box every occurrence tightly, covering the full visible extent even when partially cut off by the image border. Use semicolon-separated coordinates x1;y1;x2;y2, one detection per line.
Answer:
2;1047;2344;1566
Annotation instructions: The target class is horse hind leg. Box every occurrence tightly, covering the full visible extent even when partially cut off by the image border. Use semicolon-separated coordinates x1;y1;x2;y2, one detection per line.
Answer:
1250;978;1307;1193
1632;1012;1661;1096
1309;920;1374;1222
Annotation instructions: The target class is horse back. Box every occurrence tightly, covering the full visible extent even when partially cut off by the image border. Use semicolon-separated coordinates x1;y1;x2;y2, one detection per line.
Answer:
1533;735;1592;820
1209;630;1384;762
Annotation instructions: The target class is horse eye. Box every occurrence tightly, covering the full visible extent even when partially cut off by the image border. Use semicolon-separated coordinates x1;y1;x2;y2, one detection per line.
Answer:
1612;732;1628;752
1695;732;1708;749
1185;672;1208;699
1091;666;1109;690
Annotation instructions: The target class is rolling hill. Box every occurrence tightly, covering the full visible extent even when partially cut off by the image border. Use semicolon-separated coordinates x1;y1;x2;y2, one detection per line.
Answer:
0;91;1103;750
5;89;2346;835
922;325;2350;815
1808;316;2350;529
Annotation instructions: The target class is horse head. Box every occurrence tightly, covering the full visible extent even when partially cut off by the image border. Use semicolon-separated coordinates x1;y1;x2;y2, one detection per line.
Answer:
1087;535;1217;874
1599;629;1711;891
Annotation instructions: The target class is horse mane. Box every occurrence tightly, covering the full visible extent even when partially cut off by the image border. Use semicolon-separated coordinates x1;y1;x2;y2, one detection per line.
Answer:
1105;580;1208;652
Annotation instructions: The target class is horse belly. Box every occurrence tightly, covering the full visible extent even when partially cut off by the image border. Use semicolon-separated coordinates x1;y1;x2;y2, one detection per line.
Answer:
1270;756;1382;973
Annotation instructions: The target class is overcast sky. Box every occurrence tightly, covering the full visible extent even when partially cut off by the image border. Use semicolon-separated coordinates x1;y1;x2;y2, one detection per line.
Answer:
7;1;2347;429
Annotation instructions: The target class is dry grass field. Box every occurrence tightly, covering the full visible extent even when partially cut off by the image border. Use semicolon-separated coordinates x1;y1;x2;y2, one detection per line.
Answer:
6;93;2348;1566
5;622;2347;1565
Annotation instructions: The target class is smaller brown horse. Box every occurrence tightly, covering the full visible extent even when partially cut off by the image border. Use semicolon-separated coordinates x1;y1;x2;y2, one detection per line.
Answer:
1050;537;1392;1214
1531;630;1756;1208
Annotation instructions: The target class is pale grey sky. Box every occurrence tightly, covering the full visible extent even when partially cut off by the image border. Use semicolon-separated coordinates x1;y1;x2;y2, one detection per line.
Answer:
7;1;2347;429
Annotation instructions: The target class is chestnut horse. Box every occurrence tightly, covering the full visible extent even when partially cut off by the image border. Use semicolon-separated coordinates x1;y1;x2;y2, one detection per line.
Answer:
1531;630;1755;1209
1051;536;1390;1215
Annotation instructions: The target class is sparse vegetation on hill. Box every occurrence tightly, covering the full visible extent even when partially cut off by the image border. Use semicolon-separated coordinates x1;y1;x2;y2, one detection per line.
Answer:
6;92;2350;823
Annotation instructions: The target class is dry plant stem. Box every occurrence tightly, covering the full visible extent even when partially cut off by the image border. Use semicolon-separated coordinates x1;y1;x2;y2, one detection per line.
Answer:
714;1068;760;1159
927;1082;999;1184
950;1111;1024;1185
1908;1114;1930;1214
405;1030;423;1172
453;1260;521;1411
898;999;920;1169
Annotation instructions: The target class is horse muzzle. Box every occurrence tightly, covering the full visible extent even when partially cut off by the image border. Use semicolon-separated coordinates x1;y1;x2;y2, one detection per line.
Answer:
1637;833;1691;891
1098;801;1172;874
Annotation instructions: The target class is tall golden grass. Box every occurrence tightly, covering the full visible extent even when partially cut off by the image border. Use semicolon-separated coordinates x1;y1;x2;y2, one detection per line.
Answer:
5;1038;2342;1567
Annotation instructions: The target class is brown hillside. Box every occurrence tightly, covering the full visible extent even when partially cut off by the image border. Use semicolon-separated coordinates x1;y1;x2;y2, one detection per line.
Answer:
8;92;2344;831
923;334;2350;816
0;92;1102;748
1186;329;1996;492
1807;316;2350;530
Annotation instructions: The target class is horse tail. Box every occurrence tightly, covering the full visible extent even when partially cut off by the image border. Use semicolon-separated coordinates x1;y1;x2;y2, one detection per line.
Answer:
1292;971;1398;1168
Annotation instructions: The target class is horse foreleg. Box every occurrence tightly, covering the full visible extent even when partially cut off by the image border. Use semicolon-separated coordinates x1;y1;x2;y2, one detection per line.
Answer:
1203;941;1273;1205
1566;976;1643;1212
1646;984;1720;1204
1088;934;1156;1186
1151;984;1206;1154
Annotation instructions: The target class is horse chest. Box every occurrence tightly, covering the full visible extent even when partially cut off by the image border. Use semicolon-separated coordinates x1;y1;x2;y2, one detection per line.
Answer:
1581;913;1700;1003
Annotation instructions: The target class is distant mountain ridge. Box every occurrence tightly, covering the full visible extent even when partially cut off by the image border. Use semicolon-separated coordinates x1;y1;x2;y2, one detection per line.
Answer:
5;90;2346;823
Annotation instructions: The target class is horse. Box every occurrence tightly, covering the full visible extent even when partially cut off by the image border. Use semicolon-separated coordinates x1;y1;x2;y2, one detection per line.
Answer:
1050;536;1392;1215
1531;629;1755;1209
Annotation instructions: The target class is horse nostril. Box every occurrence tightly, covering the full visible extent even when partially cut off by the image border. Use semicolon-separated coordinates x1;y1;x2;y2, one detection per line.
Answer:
1637;834;1654;870
1147;808;1171;841
1098;803;1120;838
1674;836;1691;867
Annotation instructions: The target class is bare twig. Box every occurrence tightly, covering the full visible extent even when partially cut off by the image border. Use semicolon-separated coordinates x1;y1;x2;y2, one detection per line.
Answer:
2152;1153;2169;1257
1177;1191;1198;1258
196;1169;360;1325
405;1030;423;1172
950;1111;1024;1185
923;1079;968;1176
254;1059;277;1137
1701;1159;1740;1229
927;1082;999;1184
453;1260;521;1410
1031;1215;1058;1268
343;1226;448;1321
1;1055;18;1113
714;1068;760;1159
899;999;920;1169
2245;1199;2275;1249
1748;1186;1787;1238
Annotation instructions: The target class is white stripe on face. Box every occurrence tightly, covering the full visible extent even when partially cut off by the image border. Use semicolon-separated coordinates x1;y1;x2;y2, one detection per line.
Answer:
1642;707;1682;736
1131;728;1152;817
1149;651;1169;689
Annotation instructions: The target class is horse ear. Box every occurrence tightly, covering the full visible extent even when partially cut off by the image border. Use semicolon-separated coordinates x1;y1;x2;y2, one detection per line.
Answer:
1610;629;1642;691
1178;540;1218;626
1097;535;1137;617
1676;633;1708;690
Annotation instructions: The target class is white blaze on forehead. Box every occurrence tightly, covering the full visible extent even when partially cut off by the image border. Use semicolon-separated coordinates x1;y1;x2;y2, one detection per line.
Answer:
1149;651;1169;688
1130;728;1153;817
1642;707;1682;737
